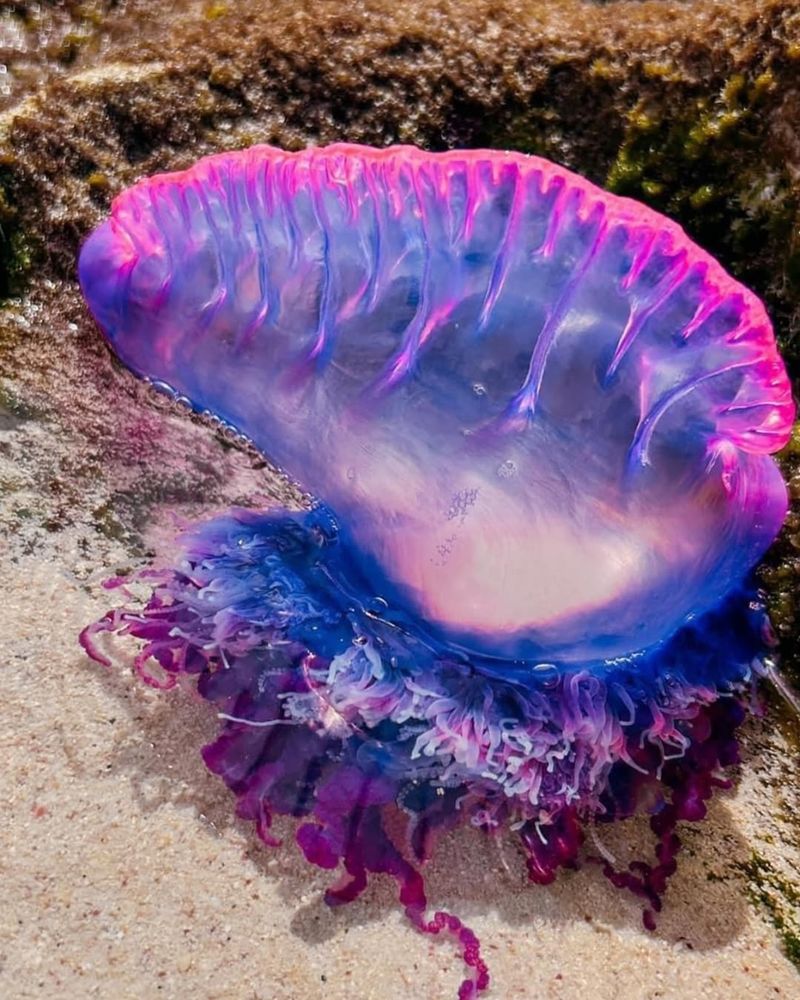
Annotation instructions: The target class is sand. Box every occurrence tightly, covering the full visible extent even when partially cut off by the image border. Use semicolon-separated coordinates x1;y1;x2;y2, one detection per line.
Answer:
1;541;799;999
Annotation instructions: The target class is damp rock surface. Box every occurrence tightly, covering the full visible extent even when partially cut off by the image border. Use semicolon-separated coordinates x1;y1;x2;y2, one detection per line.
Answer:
1;2;799;998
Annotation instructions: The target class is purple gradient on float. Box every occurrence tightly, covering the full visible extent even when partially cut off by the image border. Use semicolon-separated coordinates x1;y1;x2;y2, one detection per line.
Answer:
79;144;793;664
79;144;794;998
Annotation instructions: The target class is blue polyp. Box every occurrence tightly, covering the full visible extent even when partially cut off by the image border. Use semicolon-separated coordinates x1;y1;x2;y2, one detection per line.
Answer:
173;503;766;695
81;496;763;874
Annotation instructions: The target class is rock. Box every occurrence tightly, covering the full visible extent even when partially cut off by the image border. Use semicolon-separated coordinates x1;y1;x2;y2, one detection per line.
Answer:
0;1;201;113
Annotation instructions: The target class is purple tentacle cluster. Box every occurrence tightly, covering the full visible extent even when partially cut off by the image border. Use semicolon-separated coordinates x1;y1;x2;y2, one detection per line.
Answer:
82;507;766;994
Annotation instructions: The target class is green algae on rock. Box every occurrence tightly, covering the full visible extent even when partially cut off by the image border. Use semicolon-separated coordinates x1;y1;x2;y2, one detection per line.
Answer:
739;851;800;971
0;165;35;301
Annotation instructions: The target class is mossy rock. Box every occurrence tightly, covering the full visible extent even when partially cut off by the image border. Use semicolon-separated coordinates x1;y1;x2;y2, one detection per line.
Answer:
738;851;800;971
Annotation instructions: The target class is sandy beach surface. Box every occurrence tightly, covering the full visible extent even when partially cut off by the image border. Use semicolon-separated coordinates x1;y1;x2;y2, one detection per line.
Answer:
1;536;799;1000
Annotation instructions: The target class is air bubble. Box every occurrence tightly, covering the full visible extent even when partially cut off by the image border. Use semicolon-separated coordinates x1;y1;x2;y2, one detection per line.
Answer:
533;663;559;688
497;459;517;478
148;378;179;400
366;596;389;616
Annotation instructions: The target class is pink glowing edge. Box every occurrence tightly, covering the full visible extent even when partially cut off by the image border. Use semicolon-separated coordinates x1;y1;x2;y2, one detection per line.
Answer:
105;141;795;452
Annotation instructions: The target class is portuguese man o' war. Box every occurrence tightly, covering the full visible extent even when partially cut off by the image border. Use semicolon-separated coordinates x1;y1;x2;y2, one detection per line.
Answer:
79;143;795;997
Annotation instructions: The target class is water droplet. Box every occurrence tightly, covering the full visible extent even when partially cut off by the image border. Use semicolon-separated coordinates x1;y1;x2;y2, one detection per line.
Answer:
149;378;178;400
533;662;559;688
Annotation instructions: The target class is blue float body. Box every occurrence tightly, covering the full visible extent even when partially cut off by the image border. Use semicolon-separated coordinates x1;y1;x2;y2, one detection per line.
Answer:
78;144;793;670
